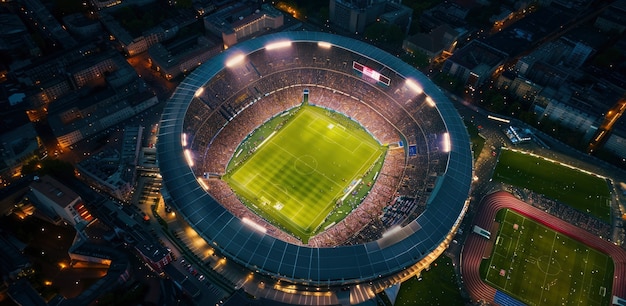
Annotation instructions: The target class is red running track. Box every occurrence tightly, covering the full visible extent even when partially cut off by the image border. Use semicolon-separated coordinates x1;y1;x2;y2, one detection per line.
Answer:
461;191;626;304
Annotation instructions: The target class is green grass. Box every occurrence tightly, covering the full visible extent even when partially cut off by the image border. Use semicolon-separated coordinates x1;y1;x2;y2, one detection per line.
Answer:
223;105;386;242
464;120;486;160
394;255;464;306
481;209;614;306
493;149;611;223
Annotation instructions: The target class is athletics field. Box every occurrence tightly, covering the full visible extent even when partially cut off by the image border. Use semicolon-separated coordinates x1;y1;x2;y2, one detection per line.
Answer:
482;209;613;306
223;105;386;242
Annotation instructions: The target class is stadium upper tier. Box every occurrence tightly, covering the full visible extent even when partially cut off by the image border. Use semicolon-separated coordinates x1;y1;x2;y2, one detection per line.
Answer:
157;32;472;286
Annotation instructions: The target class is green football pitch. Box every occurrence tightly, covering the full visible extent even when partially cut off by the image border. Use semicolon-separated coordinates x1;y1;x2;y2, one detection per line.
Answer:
493;149;611;223
482;209;613;306
223;105;386;242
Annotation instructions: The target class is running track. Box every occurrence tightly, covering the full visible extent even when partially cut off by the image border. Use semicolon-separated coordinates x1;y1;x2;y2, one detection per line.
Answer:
461;191;626;304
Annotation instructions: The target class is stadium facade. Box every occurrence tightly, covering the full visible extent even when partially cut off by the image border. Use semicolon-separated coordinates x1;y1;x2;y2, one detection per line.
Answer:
157;32;473;305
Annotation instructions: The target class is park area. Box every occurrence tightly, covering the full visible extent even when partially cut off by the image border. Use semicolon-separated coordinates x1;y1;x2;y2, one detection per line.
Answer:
223;105;386;242
481;209;613;306
493;148;611;223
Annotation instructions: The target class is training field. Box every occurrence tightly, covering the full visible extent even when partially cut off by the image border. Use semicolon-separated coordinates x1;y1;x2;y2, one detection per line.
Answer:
482;209;614;306
493;149;611;223
223;105;385;242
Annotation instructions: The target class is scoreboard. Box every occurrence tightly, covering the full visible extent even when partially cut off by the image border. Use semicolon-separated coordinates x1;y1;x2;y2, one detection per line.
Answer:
352;61;391;86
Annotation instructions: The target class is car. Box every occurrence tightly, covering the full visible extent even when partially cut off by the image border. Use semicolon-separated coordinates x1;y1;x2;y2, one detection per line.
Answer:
198;274;205;281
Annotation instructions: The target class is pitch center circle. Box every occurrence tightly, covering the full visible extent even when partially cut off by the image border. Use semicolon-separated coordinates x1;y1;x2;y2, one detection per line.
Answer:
294;155;317;175
536;255;561;276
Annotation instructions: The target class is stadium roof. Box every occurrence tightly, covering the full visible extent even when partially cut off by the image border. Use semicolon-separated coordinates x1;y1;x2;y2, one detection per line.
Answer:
157;31;472;285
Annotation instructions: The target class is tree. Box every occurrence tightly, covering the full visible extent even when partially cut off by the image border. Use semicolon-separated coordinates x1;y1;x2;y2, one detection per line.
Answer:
175;0;192;9
22;159;75;181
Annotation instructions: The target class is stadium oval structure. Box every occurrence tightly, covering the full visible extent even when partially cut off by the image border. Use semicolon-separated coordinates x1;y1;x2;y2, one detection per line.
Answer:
158;32;472;303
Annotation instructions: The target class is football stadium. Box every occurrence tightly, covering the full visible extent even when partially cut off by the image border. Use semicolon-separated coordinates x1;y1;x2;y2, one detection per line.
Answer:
157;32;473;305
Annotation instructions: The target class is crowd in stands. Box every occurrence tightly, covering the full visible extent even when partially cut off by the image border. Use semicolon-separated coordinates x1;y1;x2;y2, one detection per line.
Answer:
526;191;612;239
182;42;453;246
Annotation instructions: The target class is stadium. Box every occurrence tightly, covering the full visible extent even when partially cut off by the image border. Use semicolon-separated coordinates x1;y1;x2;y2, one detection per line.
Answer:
157;32;473;305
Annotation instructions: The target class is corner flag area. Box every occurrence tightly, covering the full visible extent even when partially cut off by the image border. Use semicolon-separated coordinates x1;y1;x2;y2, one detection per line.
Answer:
223;105;386;243
482;209;614;306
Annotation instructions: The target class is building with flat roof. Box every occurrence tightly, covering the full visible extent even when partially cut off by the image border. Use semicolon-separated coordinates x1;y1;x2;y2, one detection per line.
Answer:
29;176;93;226
595;0;626;34
76;126;143;201
329;0;412;34
204;3;284;48
148;34;222;80
0;123;43;180
134;243;172;273
48;79;158;148
443;39;508;88
402;24;459;61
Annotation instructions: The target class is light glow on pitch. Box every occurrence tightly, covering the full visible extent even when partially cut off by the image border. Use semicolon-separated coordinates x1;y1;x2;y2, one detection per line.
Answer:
265;40;292;51
242;217;267;233
405;79;423;94
181;133;188;147
317;41;332;49
442;133;451;152
194;87;204;97
225;53;246;67
184;149;194;167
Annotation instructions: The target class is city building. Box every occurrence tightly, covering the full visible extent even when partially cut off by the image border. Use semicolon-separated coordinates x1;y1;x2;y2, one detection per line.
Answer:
329;0;412;34
134;243;172;273
0;123;44;180
0;230;30;281
99;13;184;56
48;78;158;148
68;50;125;89
148;34;222;80
62;13;104;40
0;13;40;60
604;124;626;160
442;40;508;88
204;3;284;48
402;24;459;62
496;71;543;101
76;126;143;201
532;82;622;136
17;0;78;49
594;0;626;34
29;176;94;227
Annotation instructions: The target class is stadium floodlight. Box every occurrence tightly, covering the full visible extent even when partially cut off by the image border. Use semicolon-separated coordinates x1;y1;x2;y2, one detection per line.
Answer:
317;41;332;49
265;40;292;51
242;217;267;233
382;225;402;238
194;87;204;97
405;79;423;94
442;132;451;152
225;53;246;68
425;96;435;107
181;133;188;147
197;177;209;190
184;149;194;167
